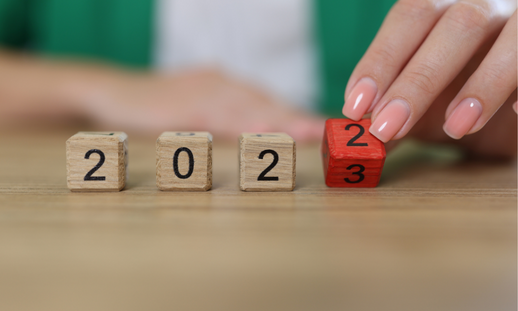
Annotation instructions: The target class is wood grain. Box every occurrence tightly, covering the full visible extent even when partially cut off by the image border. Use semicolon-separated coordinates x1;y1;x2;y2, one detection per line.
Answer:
66;132;127;191
156;132;212;191
0;129;515;311
239;133;296;191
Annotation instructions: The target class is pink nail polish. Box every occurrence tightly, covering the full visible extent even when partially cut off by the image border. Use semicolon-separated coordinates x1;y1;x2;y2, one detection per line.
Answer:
369;100;410;142
443;98;482;139
343;77;378;121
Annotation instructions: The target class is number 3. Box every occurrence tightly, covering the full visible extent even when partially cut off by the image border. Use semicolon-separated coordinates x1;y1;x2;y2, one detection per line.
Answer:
344;164;365;184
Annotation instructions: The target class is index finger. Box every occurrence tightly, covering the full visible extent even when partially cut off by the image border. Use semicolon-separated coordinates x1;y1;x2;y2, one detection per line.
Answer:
343;0;455;121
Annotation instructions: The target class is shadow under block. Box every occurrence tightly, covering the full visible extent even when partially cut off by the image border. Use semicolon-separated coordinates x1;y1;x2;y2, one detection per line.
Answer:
156;132;212;191
66;132;128;192
322;119;386;188
239;133;296;192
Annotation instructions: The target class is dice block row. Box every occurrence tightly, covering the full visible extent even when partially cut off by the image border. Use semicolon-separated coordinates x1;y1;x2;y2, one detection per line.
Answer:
66;119;385;192
67;132;296;192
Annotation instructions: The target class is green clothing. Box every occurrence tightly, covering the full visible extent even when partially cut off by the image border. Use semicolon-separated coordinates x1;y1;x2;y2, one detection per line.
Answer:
0;0;395;116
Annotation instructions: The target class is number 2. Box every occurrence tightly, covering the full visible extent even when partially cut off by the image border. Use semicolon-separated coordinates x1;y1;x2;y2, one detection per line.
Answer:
257;150;279;181
84;149;106;181
344;164;365;184
345;124;368;147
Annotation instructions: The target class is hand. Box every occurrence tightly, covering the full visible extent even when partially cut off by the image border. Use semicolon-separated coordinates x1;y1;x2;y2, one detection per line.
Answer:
342;0;516;154
74;69;325;142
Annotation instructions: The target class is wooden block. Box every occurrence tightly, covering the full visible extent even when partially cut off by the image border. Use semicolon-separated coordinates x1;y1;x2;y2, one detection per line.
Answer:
156;132;212;191
322;119;386;187
239;133;296;191
66;132;128;191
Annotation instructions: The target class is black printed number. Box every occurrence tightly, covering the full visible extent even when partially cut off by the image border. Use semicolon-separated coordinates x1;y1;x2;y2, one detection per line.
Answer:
173;147;194;179
344;164;365;184
345;124;368;147
84;149;106;181
257;150;279;181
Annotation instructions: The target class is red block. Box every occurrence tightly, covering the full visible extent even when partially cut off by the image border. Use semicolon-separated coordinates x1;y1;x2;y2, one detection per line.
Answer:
321;118;386;187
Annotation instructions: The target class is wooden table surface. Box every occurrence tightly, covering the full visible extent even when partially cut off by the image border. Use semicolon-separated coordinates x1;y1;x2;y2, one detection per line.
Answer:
0;130;515;311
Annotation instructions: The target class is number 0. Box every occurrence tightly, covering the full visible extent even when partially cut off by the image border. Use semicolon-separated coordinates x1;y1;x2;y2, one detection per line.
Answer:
173;147;194;179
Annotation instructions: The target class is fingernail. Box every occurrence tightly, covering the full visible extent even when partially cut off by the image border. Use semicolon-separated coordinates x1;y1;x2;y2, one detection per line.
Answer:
343;77;377;121
513;102;517;114
369;99;410;142
443;98;482;140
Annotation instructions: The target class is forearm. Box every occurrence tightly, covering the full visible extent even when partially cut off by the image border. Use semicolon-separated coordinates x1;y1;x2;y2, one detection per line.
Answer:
0;50;130;126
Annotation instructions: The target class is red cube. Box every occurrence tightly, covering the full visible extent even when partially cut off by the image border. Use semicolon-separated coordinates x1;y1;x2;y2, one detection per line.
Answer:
322;118;386;187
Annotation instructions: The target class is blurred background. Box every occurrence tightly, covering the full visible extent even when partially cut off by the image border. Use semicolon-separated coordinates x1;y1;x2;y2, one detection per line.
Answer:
0;0;397;142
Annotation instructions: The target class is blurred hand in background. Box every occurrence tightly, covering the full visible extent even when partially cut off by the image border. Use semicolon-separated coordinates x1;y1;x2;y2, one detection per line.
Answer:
0;52;324;142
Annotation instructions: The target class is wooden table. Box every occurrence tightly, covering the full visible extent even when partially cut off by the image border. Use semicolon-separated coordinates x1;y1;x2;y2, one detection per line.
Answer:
0;130;515;311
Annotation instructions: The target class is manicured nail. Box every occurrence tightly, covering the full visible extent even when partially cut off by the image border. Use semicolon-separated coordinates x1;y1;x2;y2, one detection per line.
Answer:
443;98;482;140
369;99;410;142
343;77;378;121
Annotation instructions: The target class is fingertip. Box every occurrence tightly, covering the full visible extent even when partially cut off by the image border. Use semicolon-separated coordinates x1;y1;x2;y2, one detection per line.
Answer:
368;100;410;143
513;101;517;114
342;104;362;121
369;126;387;143
443;98;482;140
442;123;461;140
342;77;378;121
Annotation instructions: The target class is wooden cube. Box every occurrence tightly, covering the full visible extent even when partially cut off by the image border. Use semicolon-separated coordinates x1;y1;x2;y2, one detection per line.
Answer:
239;133;296;191
156;132;212;191
66;132;128;191
322;119;385;187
